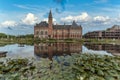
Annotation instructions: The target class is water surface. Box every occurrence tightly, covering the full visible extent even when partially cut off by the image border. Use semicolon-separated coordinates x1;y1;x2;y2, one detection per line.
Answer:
0;43;119;59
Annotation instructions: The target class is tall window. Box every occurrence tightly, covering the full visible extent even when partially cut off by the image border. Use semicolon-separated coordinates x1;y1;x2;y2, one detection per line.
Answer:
45;31;47;35
41;31;43;35
36;31;39;35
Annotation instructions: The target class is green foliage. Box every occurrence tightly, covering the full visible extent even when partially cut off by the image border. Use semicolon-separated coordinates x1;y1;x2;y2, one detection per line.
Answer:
16;34;34;38
72;54;120;80
0;33;34;39
0;54;120;80
0;33;7;38
0;58;35;80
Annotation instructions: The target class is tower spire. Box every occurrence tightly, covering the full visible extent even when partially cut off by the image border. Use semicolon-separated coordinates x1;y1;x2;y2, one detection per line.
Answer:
48;10;53;25
48;10;53;38
49;9;52;18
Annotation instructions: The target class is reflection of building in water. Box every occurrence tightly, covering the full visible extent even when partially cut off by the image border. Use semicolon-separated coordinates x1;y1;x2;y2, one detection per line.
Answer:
18;44;25;47
0;52;7;58
34;43;82;60
84;43;120;55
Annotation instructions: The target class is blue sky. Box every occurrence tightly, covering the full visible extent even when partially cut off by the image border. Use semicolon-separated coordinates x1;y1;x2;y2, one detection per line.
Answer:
0;0;120;35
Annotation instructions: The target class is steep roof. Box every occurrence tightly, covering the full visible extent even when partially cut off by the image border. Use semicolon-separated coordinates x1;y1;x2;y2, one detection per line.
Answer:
53;21;81;29
35;21;48;27
71;21;79;27
35;20;82;29
53;25;71;29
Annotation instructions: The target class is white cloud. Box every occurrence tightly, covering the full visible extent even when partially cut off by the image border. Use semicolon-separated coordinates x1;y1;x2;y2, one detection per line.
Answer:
14;4;30;9
115;18;120;23
0;21;17;27
114;14;120;23
60;12;112;25
61;15;73;22
22;13;38;25
43;18;56;23
60;12;90;22
14;4;43;12
93;16;110;24
94;0;108;3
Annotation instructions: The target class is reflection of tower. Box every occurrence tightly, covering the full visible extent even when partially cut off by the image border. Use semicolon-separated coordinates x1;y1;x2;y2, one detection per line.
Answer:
48;10;53;38
48;44;53;60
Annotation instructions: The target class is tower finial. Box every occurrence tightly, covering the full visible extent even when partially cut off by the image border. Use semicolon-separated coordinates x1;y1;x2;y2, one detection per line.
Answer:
49;9;52;18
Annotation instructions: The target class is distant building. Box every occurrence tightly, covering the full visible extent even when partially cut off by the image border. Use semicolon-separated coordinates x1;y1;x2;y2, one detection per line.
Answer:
34;10;82;39
84;25;120;39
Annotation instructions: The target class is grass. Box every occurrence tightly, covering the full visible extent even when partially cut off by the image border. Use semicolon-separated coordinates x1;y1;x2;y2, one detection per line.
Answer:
0;38;34;45
84;38;120;44
34;38;84;43
0;38;120;45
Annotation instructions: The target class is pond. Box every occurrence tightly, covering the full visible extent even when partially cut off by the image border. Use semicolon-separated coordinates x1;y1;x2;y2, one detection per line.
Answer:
0;43;120;80
0;42;120;59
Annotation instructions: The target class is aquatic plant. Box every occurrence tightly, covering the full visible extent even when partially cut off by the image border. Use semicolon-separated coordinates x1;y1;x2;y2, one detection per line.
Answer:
0;58;35;80
72;54;120;80
0;54;120;80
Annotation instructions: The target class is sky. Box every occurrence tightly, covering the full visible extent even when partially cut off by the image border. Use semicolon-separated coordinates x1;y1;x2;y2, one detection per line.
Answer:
0;0;120;35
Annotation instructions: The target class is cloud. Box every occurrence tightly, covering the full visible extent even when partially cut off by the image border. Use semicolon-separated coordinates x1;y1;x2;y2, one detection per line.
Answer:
22;13;38;25
60;12;90;22
0;21;17;27
14;4;30;9
94;0;108;3
43;18;56;23
114;14;120;23
53;0;68;13
93;16;110;24
7;27;13;30
14;4;42;12
0;13;38;32
60;12;112;28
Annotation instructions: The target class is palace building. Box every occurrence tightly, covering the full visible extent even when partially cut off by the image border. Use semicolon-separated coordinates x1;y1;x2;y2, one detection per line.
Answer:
34;10;82;39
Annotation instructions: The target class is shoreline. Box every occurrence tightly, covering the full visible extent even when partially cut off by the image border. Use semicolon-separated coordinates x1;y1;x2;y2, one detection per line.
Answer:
0;38;120;44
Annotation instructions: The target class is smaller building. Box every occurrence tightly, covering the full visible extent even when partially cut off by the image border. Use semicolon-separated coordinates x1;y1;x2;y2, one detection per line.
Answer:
84;25;120;39
84;31;102;39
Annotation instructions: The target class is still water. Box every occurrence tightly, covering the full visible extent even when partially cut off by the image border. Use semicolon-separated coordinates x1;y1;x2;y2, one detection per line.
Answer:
0;43;120;59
